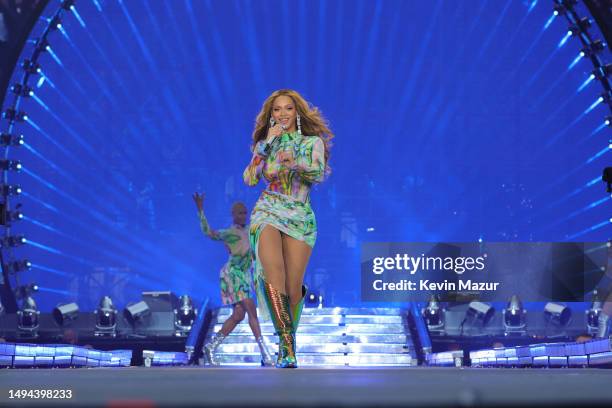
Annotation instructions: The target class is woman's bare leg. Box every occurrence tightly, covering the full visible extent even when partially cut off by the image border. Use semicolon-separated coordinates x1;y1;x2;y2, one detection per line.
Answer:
258;225;286;291
281;233;312;313
241;298;262;338
219;302;246;336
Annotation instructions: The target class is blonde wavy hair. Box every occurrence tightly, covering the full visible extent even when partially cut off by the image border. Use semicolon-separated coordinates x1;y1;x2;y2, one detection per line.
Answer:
251;89;333;176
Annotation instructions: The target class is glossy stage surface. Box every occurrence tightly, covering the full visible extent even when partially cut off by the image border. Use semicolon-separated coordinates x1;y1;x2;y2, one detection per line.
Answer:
2;366;612;407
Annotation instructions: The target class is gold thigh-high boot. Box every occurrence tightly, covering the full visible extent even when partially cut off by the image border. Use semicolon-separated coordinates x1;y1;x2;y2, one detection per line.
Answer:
260;278;297;368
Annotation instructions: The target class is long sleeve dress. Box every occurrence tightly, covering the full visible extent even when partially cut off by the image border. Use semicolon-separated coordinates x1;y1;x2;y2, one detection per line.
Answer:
243;130;326;318
198;210;253;305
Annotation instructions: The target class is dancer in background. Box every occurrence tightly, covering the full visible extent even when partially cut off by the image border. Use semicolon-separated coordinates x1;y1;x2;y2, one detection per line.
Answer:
193;192;273;366
243;89;333;368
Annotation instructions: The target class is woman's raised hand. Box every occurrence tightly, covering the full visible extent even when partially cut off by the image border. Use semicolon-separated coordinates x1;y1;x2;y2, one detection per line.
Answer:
192;192;205;212
266;123;284;143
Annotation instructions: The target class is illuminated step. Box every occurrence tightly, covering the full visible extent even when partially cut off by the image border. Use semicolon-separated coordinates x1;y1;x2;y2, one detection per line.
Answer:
219;334;411;344
212;323;406;334
214;315;404;325
217;343;414;354
215;353;415;366
216;307;403;316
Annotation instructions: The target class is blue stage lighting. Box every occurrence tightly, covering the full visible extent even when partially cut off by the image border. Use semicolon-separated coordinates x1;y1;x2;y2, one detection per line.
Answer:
48;15;62;31
6;260;31;273
21;59;41;74
0;160;22;171
0;133;24;146
2;108;28;122
1;184;22;196
61;0;75;10
2;235;26;247
10;84;34;97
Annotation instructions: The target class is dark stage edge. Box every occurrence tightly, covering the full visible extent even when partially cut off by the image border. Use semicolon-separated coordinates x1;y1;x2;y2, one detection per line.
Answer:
1;366;612;407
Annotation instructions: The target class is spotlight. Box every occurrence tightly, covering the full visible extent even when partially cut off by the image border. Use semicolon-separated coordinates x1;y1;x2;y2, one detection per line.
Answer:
0;160;22;171
174;295;197;331
2;235;26;247
61;0;75;10
544;302;572;326
586;290;603;334
10;83;33;97
53;302;79;325
503;295;527;333
422;294;445;330
568;17;591;36
5;259;31;273
466;301;495;326
605;117;612;127
0;132;25;146
2;108;28;122
17;296;40;335
21;59;41;74
593;64;612;81
14;283;38;299
48;15;62;30
124;300;151;325
0;202;24;225
95;296;118;336
306;290;323;307
34;37;50;54
1;184;22;196
306;292;317;306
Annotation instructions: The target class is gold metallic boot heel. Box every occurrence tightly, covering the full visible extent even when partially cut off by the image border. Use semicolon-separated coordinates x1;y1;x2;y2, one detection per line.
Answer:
260;278;297;368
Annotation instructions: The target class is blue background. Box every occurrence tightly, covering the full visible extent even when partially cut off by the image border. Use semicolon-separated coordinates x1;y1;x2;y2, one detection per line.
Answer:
4;0;611;312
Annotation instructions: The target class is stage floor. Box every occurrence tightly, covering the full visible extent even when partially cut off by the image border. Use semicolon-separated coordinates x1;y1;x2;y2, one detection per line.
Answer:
1;366;612;407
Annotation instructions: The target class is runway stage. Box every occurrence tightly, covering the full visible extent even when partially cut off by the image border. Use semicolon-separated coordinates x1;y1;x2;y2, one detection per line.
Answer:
2;366;612;407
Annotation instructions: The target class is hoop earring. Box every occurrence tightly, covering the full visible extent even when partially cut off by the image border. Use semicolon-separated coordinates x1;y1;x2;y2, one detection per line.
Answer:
297;114;302;135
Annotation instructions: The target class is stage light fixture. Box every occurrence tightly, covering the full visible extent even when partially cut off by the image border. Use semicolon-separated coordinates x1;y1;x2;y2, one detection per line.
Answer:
2;108;28;122
1;184;22;196
34;37;50;54
605;117;611;127
0;202;24;225
61;0;75;10
466;301;495;326
10;84;33;97
423;294;445;329
17;296;40;334
5;260;31;273
586;290;603;334
53;302;79;325
593;64;612;81
503;295;527;333
48;15;62;30
0;160;22;171
174;295;196;331
604;167;612;193
596;313;610;338
544;302;572;326
95;296;118;336
21;59;40;74
2;235;26;247
0;132;24;146
124;300;151;325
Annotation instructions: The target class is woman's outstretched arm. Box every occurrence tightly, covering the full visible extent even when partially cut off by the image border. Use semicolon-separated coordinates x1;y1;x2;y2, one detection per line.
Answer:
192;192;223;240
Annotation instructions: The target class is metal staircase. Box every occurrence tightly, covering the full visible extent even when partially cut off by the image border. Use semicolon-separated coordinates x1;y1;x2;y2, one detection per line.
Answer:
204;307;416;366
